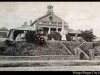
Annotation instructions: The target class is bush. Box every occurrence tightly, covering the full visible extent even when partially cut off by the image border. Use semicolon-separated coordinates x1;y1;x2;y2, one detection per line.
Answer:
0;41;28;56
66;33;72;41
25;31;36;43
34;37;46;45
25;30;46;45
48;32;62;40
5;39;16;46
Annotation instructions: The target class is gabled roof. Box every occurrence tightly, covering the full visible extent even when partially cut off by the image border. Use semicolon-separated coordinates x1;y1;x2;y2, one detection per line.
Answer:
65;28;74;32
12;25;35;31
36;14;51;21
31;13;68;26
0;27;9;31
30;14;51;26
69;29;82;34
52;13;67;24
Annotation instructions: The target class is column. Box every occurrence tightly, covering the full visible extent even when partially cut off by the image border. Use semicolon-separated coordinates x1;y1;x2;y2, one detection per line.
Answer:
48;28;50;34
74;48;80;59
74;47;81;60
56;28;58;32
75;34;78;41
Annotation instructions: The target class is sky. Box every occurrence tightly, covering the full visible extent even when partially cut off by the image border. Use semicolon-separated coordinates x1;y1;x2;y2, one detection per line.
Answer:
0;2;100;37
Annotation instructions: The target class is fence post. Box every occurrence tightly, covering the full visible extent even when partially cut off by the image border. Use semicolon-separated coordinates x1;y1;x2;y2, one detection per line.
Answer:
89;49;95;60
74;47;81;60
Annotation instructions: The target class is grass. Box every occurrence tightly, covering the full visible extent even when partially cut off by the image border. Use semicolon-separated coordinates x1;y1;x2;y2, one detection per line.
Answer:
0;41;72;56
0;62;49;67
62;41;93;56
0;40;95;60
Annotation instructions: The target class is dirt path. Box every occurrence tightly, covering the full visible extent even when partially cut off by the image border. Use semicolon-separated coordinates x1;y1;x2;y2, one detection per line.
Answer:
1;60;100;63
0;66;100;71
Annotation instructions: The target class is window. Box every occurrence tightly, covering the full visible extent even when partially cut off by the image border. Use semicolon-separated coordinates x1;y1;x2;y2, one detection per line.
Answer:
49;16;53;21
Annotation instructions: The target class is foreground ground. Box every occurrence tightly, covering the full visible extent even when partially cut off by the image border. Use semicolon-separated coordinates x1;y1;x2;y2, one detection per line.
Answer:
0;66;100;71
0;38;99;71
0;60;100;71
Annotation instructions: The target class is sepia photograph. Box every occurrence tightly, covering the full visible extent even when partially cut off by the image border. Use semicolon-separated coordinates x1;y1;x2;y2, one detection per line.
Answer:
0;2;100;71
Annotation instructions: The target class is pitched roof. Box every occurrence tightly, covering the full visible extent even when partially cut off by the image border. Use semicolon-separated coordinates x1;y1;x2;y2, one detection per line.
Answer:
69;29;82;34
12;25;35;31
65;28;74;32
0;27;9;31
30;14;51;26
31;13;68;26
36;14;51;21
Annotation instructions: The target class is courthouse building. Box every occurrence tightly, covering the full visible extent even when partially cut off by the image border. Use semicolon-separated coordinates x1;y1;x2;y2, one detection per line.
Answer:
31;5;73;36
8;5;82;41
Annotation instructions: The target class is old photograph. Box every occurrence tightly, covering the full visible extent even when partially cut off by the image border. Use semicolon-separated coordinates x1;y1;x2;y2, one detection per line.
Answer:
0;2;100;71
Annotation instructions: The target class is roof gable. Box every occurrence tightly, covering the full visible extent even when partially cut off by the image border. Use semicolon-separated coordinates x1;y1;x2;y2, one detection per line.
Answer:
31;13;68;26
39;13;67;23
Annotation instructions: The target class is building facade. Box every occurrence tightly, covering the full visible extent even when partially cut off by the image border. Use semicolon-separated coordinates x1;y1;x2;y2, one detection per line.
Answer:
31;5;73;36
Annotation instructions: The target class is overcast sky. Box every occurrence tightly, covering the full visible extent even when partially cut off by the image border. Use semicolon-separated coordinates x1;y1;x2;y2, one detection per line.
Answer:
0;2;100;37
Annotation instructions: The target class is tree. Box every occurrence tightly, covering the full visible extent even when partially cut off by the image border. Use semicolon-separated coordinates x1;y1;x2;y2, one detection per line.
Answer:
81;29;96;42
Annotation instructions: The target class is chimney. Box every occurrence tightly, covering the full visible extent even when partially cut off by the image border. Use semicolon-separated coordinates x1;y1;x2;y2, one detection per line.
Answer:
30;20;32;25
24;22;27;25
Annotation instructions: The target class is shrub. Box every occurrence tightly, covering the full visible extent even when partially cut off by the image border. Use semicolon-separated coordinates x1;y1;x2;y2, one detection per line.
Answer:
5;39;16;46
25;30;46;45
33;32;46;45
66;33;72;41
25;31;36;43
34;37;46;45
48;32;62;40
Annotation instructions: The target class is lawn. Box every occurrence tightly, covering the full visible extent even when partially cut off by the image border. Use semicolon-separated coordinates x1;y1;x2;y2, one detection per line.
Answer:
0;41;72;56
